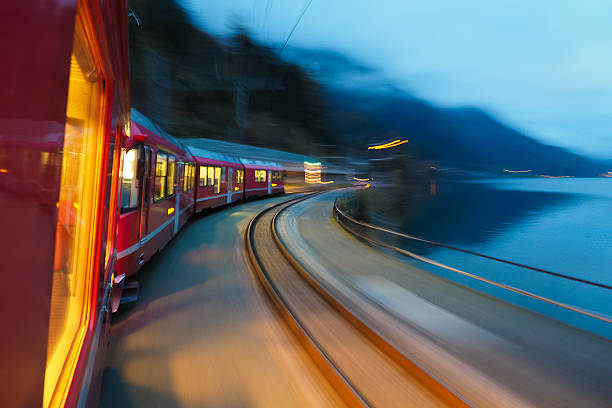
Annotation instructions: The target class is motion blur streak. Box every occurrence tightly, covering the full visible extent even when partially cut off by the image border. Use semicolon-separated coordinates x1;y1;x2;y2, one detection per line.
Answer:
367;139;408;150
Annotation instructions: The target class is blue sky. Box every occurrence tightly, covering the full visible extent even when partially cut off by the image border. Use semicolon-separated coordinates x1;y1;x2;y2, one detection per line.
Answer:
180;0;612;159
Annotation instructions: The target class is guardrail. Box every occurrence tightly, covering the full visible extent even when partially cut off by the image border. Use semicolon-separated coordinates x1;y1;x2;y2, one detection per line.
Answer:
333;198;612;326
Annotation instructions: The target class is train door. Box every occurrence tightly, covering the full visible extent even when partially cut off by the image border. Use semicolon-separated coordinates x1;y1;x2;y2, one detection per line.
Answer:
138;146;152;264
227;167;233;204
267;170;272;194
174;162;182;233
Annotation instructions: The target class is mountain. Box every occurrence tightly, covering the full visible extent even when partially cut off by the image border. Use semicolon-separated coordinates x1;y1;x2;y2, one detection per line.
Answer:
127;0;331;157
285;48;605;176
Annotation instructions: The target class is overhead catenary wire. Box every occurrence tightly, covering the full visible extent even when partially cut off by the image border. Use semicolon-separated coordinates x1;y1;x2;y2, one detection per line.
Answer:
280;0;314;53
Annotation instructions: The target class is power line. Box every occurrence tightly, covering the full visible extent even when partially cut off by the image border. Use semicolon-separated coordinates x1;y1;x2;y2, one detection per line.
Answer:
280;0;313;53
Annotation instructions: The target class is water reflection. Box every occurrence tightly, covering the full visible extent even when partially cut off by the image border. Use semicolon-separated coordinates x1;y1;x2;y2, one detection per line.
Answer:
345;178;612;338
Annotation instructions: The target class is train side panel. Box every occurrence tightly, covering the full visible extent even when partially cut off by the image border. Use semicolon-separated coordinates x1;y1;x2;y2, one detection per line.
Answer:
0;0;130;407
116;120;194;286
193;156;244;212
242;162;284;198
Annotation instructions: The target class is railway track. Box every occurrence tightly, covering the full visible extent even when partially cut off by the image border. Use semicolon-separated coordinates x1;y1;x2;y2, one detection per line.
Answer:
245;194;470;408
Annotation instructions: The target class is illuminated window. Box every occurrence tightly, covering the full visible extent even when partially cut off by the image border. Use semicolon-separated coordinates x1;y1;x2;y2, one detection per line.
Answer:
121;147;140;212
183;163;194;191
199;165;206;187
255;169;267;183
236;169;244;184
166;155;175;197
154;152;168;201
214;167;221;193
45;8;106;407
205;166;212;186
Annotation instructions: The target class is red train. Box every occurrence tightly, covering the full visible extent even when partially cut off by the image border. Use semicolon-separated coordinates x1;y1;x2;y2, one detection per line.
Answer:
113;110;285;307
1;1;284;407
1;1;130;407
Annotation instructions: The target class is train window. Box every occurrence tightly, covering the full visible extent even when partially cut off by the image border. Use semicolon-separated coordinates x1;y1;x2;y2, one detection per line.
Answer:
255;169;267;182
154;152;168;201
199;165;206;187
45;9;106;407
207;166;214;187
184;163;194;191
120;147;140;212
221;167;226;183
166;155;176;197
214;166;221;193
236;169;244;184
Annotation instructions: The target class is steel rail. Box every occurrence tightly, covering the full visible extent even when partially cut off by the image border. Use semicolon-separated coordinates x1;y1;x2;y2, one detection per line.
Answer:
335;199;612;291
245;194;372;408
334;200;612;325
272;199;472;408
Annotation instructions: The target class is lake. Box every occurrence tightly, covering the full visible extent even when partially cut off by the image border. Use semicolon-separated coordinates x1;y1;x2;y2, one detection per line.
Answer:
365;178;612;338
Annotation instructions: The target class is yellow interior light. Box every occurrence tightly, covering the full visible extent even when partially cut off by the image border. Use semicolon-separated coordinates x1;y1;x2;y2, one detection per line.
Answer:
122;148;137;180
44;9;106;408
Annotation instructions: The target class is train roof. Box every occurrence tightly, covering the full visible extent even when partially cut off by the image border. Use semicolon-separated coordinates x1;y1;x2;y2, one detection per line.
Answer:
131;108;189;153
181;137;316;172
187;146;243;165
238;157;283;169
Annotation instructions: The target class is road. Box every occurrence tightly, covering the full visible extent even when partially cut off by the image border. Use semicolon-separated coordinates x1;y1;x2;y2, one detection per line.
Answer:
100;195;346;408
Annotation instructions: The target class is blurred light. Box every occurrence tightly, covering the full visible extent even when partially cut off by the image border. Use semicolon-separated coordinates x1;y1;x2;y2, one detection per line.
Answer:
353;177;370;181
168;207;175;215
122;149;137;180
304;161;322;184
368;139;408;150
539;175;573;178
318;180;334;184
503;169;532;173
124;122;130;138
364;183;371;188
0;168;8;173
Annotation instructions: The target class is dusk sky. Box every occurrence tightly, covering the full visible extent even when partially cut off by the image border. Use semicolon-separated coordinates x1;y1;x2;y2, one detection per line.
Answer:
180;0;612;159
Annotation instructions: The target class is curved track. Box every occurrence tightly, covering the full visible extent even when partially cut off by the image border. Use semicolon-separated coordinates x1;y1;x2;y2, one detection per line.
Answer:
246;195;469;408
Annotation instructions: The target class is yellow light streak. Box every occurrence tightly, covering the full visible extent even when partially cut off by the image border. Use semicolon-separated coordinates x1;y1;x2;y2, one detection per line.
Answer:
368;139;408;150
353;177;370;181
0;168;8;173
45;10;105;407
318;180;334;184
168;207;175;215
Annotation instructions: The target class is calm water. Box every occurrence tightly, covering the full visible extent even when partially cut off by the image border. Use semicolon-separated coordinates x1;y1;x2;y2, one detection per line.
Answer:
380;178;612;337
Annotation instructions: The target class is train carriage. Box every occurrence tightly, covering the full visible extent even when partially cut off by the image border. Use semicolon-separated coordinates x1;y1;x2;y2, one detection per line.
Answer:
115;109;195;304
188;146;245;212
0;0;130;407
240;158;285;198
